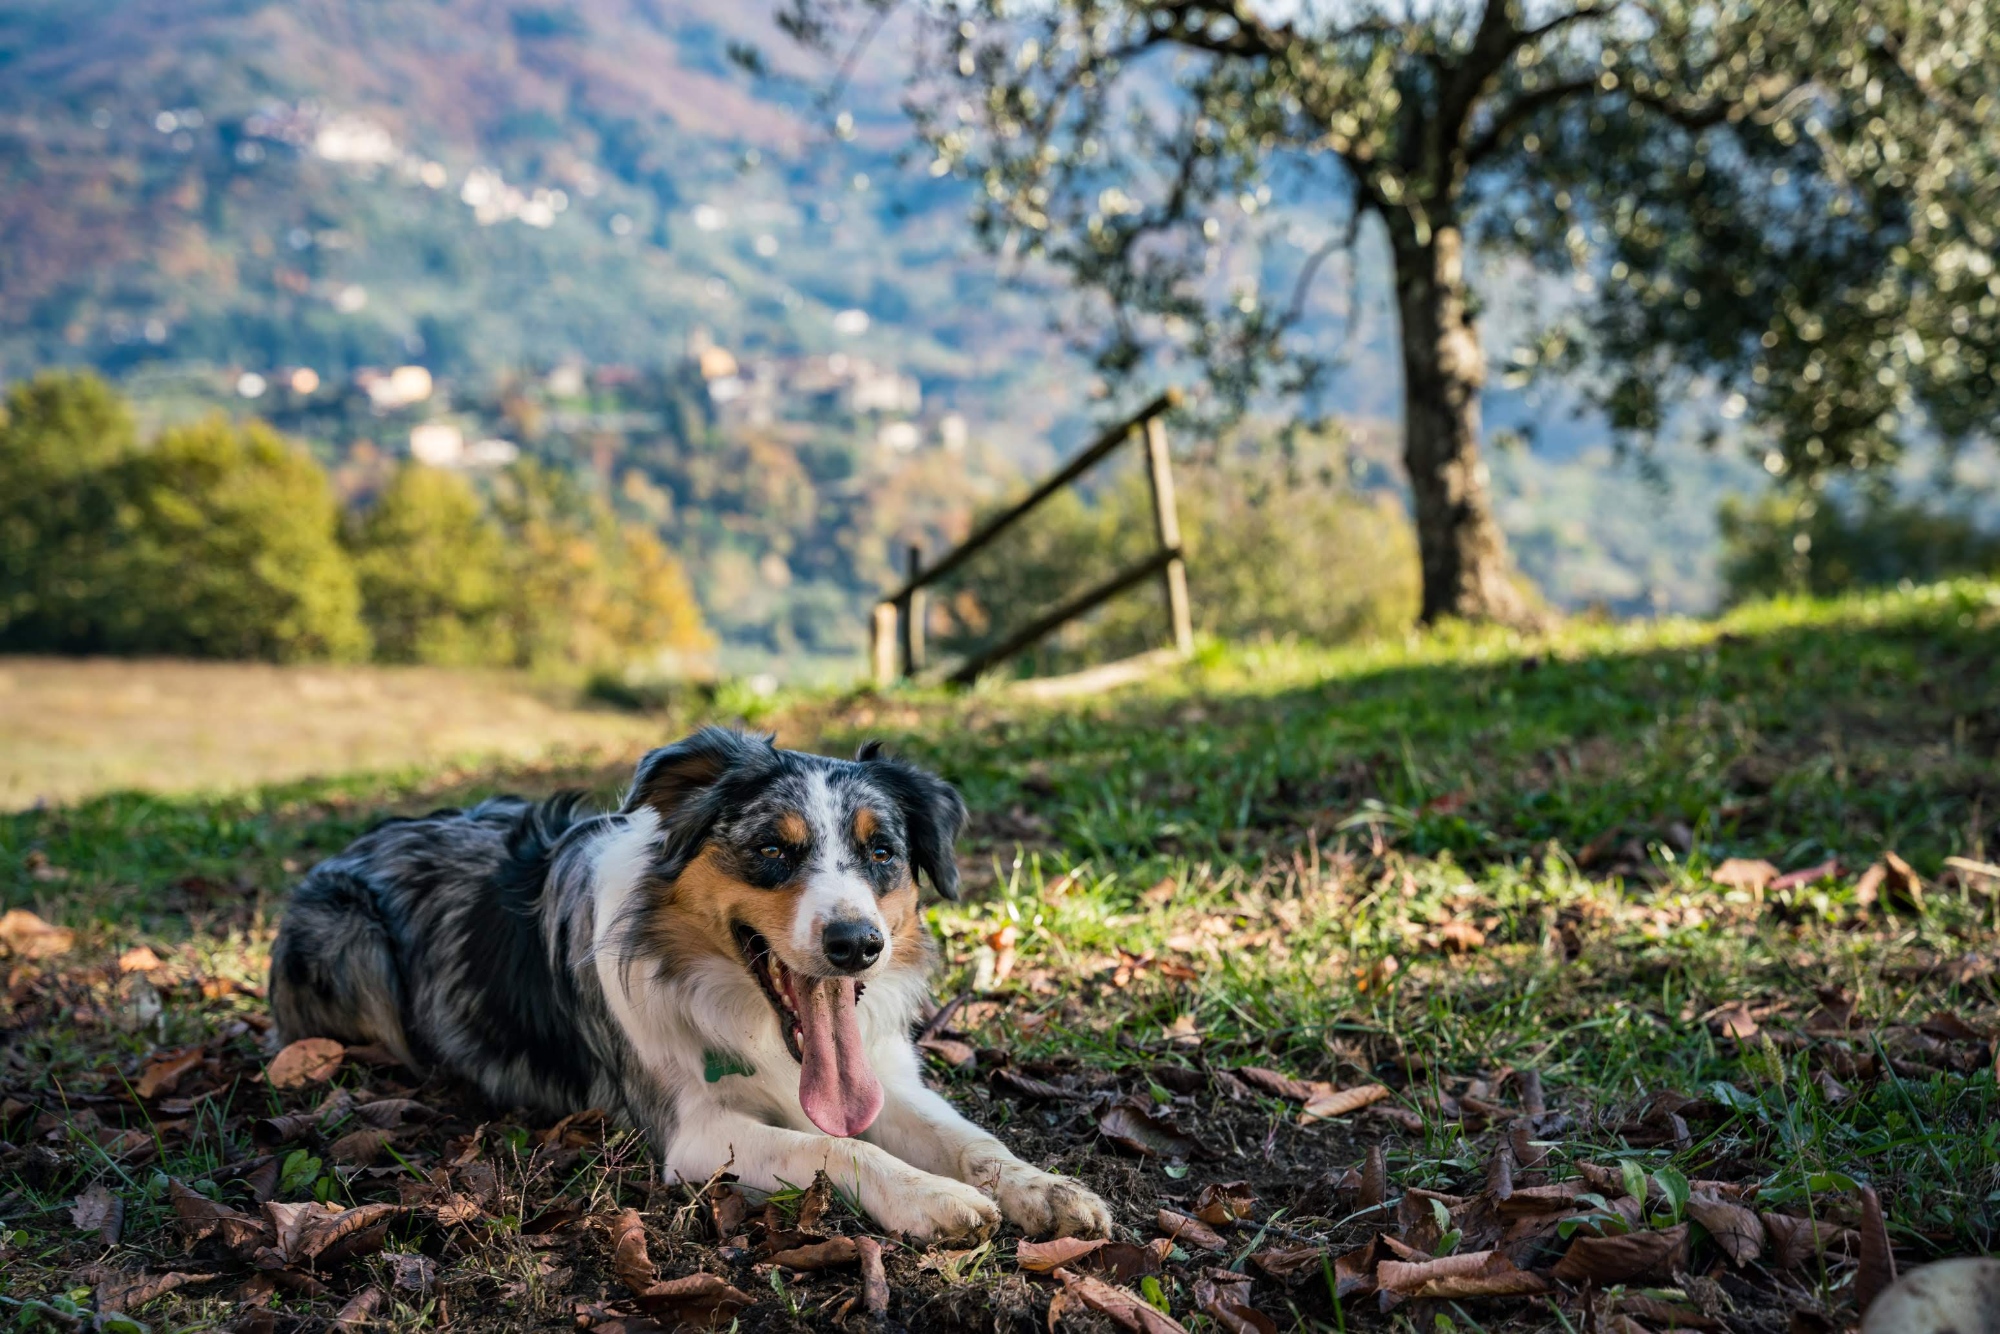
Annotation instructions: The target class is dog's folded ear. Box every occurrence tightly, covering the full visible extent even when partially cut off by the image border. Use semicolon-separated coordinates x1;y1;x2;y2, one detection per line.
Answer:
624;727;773;832
861;749;968;901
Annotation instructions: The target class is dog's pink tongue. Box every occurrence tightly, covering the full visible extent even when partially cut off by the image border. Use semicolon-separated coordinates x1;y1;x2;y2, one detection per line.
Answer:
796;975;882;1137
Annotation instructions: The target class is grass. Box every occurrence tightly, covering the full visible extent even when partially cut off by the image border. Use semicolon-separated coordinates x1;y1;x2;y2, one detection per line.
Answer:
0;657;667;809
2;579;1997;1331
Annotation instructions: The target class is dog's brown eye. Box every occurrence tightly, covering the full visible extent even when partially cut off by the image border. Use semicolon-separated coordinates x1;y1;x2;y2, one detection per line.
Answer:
870;845;893;864
760;845;785;861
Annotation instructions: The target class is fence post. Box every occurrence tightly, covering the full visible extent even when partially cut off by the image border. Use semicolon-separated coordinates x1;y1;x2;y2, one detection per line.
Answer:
902;544;926;678
870;602;898;687
1143;414;1195;656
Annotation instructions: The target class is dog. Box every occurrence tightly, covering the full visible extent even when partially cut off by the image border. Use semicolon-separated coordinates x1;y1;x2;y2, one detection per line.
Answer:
269;727;1110;1242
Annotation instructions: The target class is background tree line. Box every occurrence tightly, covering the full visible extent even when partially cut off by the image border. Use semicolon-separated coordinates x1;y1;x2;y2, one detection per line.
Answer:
0;372;711;671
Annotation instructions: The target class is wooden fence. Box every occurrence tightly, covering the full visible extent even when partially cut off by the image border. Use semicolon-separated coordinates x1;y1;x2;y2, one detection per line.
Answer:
869;389;1193;687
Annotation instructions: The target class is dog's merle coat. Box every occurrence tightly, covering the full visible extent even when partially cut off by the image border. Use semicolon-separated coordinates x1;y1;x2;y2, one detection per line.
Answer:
271;728;1111;1242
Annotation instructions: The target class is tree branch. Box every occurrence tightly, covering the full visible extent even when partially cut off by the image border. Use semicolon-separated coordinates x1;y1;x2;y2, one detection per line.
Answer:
1464;76;1599;163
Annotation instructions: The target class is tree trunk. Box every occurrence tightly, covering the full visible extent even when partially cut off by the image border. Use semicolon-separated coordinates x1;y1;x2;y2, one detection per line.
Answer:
1389;223;1534;625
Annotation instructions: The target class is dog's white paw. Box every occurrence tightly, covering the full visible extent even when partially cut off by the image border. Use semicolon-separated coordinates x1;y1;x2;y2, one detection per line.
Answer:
991;1162;1112;1239
871;1172;1001;1243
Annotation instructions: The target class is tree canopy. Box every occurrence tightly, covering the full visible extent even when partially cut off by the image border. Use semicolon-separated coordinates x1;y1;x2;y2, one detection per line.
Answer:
792;0;2000;621
0;373;712;672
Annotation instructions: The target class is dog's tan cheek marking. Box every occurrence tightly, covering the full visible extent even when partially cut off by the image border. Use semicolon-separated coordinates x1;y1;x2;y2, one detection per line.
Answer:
654;848;796;970
882;877;925;959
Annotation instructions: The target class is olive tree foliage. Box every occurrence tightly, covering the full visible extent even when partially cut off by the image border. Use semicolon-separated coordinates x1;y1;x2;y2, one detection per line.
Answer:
781;0;2000;623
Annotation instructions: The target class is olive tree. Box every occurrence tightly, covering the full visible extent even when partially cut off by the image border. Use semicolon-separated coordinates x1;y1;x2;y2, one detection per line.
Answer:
785;0;2000;623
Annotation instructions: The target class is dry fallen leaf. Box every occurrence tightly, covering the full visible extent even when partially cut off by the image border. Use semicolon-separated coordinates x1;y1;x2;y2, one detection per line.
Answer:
133;1047;205;1100
1097;1096;1208;1159
1020;1237;1110;1273
1249;1243;1326;1283
168;1179;269;1250
1435;919;1485;953
1235;1067;1315;1102
1053;1267;1189;1334
1856;853;1925;913
1379;1249;1550;1299
1359;1143;1389;1211
1711;857;1780;897
768;1237;860;1270
795;1170;835;1234
352;1097;435;1129
1551;1223;1690;1285
390;1252;438;1295
328;1127;395;1166
1771;858;1840;891
1617;1294;1722;1330
1709;1002;1760;1040
1157;1208;1227;1252
1858;1185;1897;1316
611;1209;657;1293
1485;1137;1514;1201
1299;1083;1391;1125
95;1270;219;1313
858;1236;888;1316
332;1287;383;1332
919;1036;978;1069
71;1184;124;1246
297;1201;406;1262
631;1274;756;1328
0;908;74;959
1190;1181;1256;1227
993;1067;1082;1102
265;1037;345;1090
1687;1191;1765;1266
1194;1272;1277;1334
117;944;164;974
1762;1212;1859;1269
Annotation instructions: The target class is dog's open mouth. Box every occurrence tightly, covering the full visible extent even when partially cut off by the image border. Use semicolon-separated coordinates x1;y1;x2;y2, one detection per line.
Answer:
733;923;883;1138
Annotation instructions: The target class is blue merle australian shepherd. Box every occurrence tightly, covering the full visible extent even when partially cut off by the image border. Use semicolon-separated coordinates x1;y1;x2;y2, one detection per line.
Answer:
270;727;1109;1242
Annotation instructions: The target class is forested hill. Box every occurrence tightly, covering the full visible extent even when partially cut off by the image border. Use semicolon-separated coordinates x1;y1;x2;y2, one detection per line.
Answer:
0;0;1076;429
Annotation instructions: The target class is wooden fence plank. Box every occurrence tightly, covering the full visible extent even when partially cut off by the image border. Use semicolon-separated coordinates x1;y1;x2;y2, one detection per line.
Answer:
947;548;1178;685
879;389;1179;604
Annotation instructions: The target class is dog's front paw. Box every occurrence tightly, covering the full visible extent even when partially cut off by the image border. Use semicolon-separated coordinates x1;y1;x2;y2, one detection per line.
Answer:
991;1163;1112;1239
872;1172;1001;1244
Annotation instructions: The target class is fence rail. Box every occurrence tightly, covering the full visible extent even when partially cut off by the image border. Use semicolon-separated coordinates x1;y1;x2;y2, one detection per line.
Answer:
869;389;1193;686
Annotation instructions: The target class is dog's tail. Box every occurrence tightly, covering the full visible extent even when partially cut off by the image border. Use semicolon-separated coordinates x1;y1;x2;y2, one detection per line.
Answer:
269;868;418;1069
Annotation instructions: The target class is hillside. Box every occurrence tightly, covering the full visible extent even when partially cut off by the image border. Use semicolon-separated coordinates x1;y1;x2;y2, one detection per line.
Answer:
0;0;1778;650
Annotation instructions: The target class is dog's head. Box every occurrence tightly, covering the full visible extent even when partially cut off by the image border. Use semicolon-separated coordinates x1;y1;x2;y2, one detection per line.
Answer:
619;727;966;1136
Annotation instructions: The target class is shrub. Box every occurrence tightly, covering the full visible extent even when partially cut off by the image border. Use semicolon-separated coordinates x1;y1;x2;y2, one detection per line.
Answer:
95;416;371;661
0;372;711;672
349;463;513;665
1720;489;2000;603
0;372;139;649
488;461;712;674
931;434;1420;674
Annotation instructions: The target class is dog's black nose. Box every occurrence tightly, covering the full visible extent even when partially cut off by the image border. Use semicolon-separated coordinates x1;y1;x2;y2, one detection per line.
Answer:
821;920;884;972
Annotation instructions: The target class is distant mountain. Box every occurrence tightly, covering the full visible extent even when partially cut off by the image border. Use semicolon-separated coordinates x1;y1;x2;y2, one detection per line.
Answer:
0;0;1768;639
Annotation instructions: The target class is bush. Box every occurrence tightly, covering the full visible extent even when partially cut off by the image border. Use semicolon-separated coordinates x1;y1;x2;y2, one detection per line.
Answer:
486;461;712;674
0;372;712;671
0;372;139;649
931;432;1420;674
95;416;371;661
1720;489;2000;604
349;463;512;665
